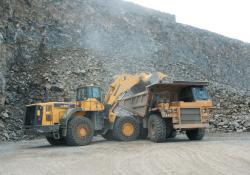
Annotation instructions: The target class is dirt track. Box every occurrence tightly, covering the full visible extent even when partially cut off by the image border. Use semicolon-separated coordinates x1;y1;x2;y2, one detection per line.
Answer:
0;133;250;175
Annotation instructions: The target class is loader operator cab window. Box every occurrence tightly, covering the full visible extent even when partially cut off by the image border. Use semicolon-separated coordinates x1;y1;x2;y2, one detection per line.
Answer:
76;86;102;102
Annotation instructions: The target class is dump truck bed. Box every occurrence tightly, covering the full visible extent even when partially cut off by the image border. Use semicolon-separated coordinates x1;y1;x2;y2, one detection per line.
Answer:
114;91;150;117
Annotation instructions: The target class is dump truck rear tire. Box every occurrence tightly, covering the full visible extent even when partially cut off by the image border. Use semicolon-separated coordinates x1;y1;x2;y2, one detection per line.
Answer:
186;128;205;140
148;114;166;142
66;117;94;146
102;130;114;141
113;116;139;141
46;136;66;146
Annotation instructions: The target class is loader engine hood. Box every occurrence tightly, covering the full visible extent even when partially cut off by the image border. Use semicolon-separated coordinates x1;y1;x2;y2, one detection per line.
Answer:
24;102;75;127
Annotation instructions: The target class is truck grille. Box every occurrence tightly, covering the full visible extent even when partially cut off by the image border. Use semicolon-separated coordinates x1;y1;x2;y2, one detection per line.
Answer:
180;108;201;124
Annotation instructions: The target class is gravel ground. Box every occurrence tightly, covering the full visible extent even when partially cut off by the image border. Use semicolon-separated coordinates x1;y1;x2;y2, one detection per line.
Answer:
0;133;250;175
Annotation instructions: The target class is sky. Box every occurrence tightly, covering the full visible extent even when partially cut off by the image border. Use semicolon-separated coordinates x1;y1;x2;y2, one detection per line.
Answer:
125;0;250;43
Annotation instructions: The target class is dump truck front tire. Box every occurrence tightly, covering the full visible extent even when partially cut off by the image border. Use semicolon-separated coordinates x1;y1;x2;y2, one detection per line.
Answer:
148;114;166;142
46;136;66;146
113;116;139;141
186;128;205;140
66;117;94;146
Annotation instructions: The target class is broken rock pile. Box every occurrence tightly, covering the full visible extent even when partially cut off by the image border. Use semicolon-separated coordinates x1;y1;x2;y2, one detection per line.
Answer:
208;84;250;132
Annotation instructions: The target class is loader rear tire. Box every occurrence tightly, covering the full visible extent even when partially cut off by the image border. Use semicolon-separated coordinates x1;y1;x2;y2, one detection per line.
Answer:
46;136;66;146
186;128;205;140
113;116;139;141
148;114;166;142
102;130;114;141
66;117;94;146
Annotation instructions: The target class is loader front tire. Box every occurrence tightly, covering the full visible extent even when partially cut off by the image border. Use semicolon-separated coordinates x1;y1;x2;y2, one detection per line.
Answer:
113;116;139;141
186;128;205;140
66;117;94;146
148;114;166;142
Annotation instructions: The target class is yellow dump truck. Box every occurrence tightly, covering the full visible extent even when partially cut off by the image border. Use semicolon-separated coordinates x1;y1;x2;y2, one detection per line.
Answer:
113;81;213;142
23;72;212;145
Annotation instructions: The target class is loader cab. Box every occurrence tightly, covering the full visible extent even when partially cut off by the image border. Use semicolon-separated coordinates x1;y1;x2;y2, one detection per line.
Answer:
76;85;104;111
76;86;102;102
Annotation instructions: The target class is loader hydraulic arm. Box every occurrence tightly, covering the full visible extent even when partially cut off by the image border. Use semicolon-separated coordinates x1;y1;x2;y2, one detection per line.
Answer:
104;72;167;106
104;73;147;106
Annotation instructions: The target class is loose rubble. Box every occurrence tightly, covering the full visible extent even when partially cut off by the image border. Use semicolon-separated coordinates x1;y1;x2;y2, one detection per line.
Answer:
208;84;250;132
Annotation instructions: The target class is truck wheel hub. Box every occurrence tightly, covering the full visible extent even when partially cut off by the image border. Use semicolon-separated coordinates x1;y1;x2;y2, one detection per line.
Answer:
122;122;134;136
77;126;87;137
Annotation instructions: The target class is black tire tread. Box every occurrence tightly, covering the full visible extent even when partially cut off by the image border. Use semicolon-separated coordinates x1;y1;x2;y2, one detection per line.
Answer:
148;114;166;142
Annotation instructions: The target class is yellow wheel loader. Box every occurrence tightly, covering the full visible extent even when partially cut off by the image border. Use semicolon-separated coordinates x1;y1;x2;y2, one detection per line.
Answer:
24;85;105;146
24;73;158;145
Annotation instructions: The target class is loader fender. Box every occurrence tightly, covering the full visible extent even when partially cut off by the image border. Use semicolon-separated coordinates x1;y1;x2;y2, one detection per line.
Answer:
60;108;83;136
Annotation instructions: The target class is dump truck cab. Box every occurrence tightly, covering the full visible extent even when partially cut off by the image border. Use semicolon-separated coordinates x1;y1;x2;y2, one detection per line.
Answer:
149;81;212;129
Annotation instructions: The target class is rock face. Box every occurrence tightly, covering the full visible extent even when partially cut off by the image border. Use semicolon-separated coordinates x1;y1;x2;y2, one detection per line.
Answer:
0;0;249;140
208;84;250;132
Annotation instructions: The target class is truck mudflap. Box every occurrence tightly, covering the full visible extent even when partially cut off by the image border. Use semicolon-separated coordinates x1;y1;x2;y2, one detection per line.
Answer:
23;125;60;135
